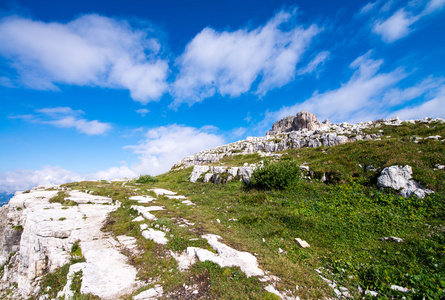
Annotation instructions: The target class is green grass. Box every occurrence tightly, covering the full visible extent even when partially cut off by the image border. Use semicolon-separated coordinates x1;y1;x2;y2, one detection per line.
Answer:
135;174;159;184
41;121;445;299
49;191;77;206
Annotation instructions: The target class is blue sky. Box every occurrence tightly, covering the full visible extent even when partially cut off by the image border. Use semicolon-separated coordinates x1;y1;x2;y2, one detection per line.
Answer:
0;0;444;193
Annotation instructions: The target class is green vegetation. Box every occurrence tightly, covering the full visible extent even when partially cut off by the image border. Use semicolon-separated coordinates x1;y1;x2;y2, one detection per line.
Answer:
135;174;159;184
49;191;77;206
27;121;443;299
249;160;301;190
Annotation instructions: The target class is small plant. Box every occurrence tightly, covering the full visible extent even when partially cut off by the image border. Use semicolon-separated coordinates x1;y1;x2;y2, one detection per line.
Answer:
49;192;77;206
135;174;159;184
12;225;23;232
59;217;66;221
249;160;302;190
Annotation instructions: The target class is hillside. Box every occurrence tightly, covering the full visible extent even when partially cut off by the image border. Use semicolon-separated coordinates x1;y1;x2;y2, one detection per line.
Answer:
0;113;444;300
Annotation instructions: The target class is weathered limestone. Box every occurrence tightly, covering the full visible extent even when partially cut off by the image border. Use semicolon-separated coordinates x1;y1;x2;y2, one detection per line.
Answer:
0;187;141;299
189;164;258;184
174;115;444;171
377;165;434;198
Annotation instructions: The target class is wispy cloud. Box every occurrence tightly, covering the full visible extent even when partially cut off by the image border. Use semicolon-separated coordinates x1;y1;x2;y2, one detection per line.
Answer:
172;9;320;106
389;85;445;119
297;51;330;75
11;106;112;135
368;0;445;42
258;51;445;132
135;108;150;117
0;14;169;103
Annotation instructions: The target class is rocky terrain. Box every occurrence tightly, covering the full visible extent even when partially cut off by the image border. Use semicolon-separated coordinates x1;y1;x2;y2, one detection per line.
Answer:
173;111;443;170
0;111;444;299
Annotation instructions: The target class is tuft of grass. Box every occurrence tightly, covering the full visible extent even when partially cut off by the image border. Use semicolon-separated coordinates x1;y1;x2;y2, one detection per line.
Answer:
49;191;77;206
135;174;159;184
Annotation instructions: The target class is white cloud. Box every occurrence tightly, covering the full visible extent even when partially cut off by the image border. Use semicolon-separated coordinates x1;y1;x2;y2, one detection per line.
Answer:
0;14;169;103
0;166;84;194
424;0;445;14
11;106;112;135
372;0;445;42
0;124;225;193
136;108;150;117
172;10;320;106
297;51;330;75
257;51;407;131
373;9;418;42
389;86;445;119
382;77;444;105
124;124;225;175
359;0;382;14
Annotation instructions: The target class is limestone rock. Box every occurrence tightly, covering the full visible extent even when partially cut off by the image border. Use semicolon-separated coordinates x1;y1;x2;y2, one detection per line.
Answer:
294;111;322;131
377;165;434;198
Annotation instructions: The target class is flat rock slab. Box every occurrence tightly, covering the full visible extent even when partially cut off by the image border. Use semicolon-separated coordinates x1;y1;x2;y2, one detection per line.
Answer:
133;285;163;300
82;248;139;299
196;234;264;277
150;188;177;196
67;190;112;204
131;205;165;221
141;229;168;245
129;196;155;203
166;195;187;200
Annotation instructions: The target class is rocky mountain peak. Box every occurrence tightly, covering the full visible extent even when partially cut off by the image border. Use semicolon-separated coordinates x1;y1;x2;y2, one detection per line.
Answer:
267;111;325;135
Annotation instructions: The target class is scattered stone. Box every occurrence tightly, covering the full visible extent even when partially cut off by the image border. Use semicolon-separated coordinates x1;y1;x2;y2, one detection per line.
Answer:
129;196;155;203
377;165;434;198
190;234;264;277
133;285;163;300
150;188;177;196
278;248;284;254
141;229;168;245
379;236;404;243
390;285;410;293
132;216;145;222
181;200;195;206
295;238;310;248
365;290;379;297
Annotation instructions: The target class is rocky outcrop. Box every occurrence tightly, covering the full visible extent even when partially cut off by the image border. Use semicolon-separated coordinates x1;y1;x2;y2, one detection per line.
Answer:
173;115;445;170
0;185;141;299
377;165;434;198
267;111;325;135
174;119;380;169
189;163;260;184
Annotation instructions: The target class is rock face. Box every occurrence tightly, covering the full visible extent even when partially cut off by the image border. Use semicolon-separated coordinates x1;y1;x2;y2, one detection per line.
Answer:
0;186;140;299
377;165;434;198
267;111;323;135
173;115;444;170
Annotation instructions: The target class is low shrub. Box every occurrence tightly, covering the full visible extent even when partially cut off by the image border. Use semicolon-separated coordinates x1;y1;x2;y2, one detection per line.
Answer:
135;174;159;184
249;160;301;190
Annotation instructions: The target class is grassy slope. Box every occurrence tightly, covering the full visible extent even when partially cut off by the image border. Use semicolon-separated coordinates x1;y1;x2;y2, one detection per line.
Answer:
47;121;444;299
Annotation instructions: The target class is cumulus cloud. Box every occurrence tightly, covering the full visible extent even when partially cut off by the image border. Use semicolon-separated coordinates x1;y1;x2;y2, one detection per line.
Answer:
11;106;112;135
172;10;320;106
0;124;225;193
297;51;330;75
371;0;445;42
124;124;225;175
373;9;418;42
0;14;169;103
0;166;85;194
